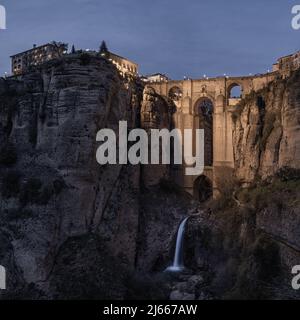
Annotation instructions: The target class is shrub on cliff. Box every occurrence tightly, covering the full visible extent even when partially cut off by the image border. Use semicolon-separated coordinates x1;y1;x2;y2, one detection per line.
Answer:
0;143;18;166
225;234;281;300
124;273;170;300
237;171;300;211
37;179;65;205
159;178;182;194
19;178;65;206
1;170;21;198
53;178;66;195
209;167;239;211
276;166;300;181
79;53;91;65
4;208;34;221
19;178;42;206
49;234;128;299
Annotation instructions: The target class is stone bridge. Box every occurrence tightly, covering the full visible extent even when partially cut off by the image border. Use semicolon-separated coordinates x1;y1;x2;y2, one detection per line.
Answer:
145;72;277;200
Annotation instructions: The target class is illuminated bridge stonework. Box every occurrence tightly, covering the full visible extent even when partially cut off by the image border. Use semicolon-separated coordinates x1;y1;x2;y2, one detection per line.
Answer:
145;73;278;199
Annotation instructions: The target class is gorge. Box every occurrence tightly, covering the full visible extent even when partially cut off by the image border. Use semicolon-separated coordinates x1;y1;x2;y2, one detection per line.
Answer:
0;52;299;300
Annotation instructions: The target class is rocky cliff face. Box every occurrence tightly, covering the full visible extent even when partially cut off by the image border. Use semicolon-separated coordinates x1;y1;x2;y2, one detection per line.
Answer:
1;55;299;300
232;70;300;183
182;70;300;300
140;87;177;186
0;56;194;299
228;72;300;298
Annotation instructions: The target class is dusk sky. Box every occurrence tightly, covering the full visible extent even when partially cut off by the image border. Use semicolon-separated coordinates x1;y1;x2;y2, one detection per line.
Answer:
0;0;299;78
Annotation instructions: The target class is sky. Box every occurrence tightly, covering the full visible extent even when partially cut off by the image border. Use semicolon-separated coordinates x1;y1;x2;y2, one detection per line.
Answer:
0;0;299;79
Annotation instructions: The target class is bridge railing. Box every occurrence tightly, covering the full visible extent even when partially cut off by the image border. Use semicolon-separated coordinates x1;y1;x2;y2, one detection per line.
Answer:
228;98;241;106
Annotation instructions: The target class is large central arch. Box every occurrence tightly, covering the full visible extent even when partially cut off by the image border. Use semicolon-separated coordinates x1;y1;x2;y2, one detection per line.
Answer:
194;97;214;166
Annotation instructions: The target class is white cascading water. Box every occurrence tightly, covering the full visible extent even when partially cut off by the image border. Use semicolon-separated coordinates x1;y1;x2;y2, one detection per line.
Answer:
165;217;189;272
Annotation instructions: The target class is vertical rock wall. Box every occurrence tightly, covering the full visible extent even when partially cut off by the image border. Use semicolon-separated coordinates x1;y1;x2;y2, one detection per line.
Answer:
232;70;300;183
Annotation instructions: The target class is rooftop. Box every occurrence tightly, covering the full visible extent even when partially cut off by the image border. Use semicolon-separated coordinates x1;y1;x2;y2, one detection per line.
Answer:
10;42;67;58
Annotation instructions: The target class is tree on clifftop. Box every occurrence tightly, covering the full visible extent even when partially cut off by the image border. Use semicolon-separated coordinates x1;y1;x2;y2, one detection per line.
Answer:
100;41;108;56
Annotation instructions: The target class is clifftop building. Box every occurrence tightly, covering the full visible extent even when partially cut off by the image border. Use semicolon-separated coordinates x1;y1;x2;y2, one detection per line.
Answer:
99;41;138;78
11;42;68;75
272;50;300;78
141;73;169;83
10;41;138;78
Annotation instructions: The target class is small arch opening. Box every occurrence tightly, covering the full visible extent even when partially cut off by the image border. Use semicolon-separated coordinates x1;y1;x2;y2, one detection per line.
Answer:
168;86;183;101
194;98;213;166
229;84;242;98
195;97;213;117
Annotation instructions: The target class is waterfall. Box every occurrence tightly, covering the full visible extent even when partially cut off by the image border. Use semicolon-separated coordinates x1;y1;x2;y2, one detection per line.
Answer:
165;217;189;272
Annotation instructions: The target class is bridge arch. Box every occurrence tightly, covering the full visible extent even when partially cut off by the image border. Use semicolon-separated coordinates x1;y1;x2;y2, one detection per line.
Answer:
194;97;214;116
145;86;156;94
193;97;213;166
227;82;243;99
168;86;183;101
193;175;213;202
